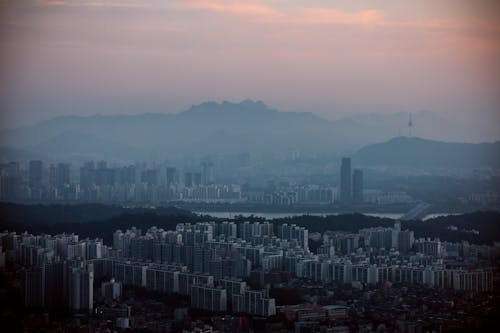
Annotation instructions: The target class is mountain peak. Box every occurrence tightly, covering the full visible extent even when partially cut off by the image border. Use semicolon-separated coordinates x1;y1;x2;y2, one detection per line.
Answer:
183;99;275;115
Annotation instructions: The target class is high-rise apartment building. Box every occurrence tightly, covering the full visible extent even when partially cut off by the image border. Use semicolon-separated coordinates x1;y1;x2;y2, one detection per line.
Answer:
201;162;215;185
184;172;193;188
28;160;43;188
56;163;70;187
68;263;94;313
166;167;177;186
190;284;227;312
340;157;352;204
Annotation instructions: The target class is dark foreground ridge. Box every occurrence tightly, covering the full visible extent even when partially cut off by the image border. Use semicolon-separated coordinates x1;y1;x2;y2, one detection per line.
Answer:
1;202;499;246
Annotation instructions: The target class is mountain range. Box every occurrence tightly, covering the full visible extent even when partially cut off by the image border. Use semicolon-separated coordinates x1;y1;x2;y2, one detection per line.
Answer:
0;100;497;165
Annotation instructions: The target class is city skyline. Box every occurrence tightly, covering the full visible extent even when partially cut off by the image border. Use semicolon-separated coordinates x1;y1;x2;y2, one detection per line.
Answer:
1;1;499;331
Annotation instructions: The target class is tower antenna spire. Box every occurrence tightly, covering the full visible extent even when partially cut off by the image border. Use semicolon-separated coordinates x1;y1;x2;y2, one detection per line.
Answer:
408;112;413;137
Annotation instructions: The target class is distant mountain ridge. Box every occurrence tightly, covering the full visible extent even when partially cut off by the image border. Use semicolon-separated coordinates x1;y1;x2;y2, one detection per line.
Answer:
0;100;495;162
353;136;500;168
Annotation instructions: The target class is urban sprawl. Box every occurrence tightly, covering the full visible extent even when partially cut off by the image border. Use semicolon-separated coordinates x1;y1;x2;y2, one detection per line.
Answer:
3;216;496;331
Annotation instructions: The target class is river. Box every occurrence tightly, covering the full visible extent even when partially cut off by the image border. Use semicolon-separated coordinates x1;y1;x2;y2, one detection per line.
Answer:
194;211;455;220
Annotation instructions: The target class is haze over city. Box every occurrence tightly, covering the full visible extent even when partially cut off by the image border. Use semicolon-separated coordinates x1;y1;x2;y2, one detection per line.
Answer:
1;0;500;142
1;1;500;333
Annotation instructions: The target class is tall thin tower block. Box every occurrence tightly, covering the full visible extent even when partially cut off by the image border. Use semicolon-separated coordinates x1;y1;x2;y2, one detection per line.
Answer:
408;112;413;137
340;157;352;204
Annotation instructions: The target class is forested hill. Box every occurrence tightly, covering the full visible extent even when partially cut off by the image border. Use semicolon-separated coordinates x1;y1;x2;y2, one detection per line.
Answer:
1;203;499;246
0;202;193;225
353;136;500;168
0;203;197;244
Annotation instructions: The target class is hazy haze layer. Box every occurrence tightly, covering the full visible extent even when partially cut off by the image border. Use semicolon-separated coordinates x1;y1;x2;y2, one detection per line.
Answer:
1;0;499;141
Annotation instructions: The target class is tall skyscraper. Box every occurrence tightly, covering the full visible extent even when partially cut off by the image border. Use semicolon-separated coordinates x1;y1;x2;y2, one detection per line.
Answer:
118;165;136;185
340;157;352;204
184;172;193;188
23;266;45;308
166;167;177;187
49;164;57;189
79;161;95;190
68;263;94;313
201;162;215;185
353;169;363;204
0;162;21;200
28;160;43;188
56;163;70;187
141;169;157;186
193;172;202;186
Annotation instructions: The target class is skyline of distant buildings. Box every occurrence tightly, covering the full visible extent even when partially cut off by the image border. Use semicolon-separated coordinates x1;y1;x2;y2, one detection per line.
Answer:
2;157;372;207
340;157;364;205
2;156;499;211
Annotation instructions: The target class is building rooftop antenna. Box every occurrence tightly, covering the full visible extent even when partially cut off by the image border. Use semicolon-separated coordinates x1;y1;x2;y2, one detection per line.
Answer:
408;112;413;137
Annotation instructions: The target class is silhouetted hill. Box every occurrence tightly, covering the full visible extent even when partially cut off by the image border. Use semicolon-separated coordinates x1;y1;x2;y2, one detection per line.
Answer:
0;203;196;244
353;136;500;168
0;202;193;226
406;211;500;245
1;203;498;245
0;100;336;160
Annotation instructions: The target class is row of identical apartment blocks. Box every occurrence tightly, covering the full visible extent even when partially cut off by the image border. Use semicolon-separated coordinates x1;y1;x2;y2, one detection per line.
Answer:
112;222;308;267
1;219;495;316
18;251;492;316
110;221;492;291
90;259;275;316
22;260;94;312
289;257;492;291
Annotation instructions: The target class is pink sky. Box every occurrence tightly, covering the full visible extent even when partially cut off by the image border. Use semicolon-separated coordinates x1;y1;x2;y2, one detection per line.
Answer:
1;0;499;137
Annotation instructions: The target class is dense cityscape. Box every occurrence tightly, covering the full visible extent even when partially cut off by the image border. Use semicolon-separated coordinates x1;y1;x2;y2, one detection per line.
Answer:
0;157;404;205
2;0;500;332
2;152;499;332
1;214;498;332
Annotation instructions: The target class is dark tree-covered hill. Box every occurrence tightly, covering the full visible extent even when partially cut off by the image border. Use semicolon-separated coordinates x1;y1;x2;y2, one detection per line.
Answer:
1;203;499;246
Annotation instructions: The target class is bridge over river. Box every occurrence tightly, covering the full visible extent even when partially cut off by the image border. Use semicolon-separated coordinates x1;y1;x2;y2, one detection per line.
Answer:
399;202;431;221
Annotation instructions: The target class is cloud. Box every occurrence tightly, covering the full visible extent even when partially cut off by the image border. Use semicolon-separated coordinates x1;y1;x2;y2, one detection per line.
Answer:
182;0;387;27
31;0;500;37
180;0;500;44
184;0;281;18
35;0;159;9
35;0;68;6
2;0;498;129
291;7;387;26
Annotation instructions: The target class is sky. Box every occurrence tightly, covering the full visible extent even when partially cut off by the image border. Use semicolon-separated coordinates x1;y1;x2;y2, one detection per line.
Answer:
1;0;499;137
